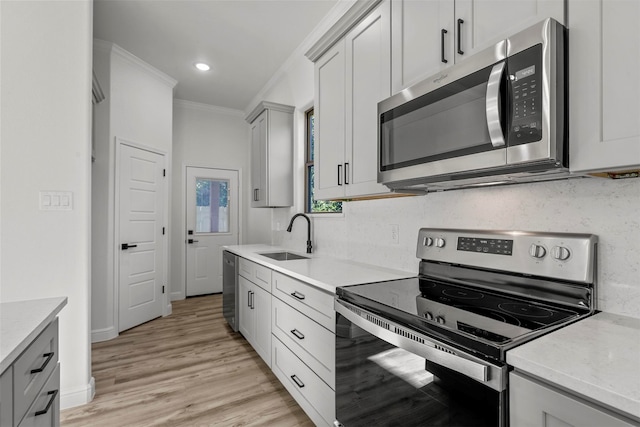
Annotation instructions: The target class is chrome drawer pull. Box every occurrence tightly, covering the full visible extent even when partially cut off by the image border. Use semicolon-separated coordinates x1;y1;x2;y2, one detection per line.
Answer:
290;329;305;340
30;352;54;374
290;375;305;388
35;389;58;416
291;291;305;300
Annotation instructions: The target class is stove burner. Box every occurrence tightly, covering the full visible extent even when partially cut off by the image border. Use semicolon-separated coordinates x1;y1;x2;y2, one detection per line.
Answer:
456;306;521;326
442;288;484;300
498;302;555;318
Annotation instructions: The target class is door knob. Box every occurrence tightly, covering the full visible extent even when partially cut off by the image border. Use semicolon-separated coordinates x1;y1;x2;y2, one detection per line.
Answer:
188;239;199;244
121;243;138;250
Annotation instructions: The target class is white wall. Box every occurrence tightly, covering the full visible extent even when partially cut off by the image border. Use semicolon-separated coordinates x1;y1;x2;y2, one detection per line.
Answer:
0;0;93;409
248;3;640;321
171;100;250;300
91;41;176;341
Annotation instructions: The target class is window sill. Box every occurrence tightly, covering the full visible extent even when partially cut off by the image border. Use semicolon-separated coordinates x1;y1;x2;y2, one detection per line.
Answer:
305;212;344;219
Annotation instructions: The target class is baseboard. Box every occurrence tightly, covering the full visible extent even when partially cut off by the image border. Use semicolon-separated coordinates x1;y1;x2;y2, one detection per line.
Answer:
91;326;118;343
170;291;184;301
165;302;172;316
61;376;95;410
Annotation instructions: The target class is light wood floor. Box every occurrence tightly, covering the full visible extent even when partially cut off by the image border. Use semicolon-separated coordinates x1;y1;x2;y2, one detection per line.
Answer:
61;295;313;427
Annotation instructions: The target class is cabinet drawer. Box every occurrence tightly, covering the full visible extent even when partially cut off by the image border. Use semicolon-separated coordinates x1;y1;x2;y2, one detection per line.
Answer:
238;258;271;292
272;272;335;331
272;337;334;427
18;364;59;427
13;319;58;425
272;297;335;389
1;367;13;427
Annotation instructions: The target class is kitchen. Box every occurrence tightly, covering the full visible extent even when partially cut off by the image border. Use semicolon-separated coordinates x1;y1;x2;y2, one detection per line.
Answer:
1;0;639;426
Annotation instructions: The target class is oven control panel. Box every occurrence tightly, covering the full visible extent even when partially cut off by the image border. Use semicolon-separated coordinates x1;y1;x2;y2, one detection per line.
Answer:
416;228;598;283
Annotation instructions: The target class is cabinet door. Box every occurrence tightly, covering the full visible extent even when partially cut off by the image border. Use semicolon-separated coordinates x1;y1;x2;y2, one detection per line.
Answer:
345;0;391;198
510;372;637;427
238;276;254;341
250;111;268;207
391;0;454;93
314;40;346;201
569;0;640;173
455;0;564;62
252;285;272;367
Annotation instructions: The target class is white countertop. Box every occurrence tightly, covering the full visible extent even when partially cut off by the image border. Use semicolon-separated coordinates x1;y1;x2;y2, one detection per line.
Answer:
1;297;67;373
507;312;640;420
223;244;415;293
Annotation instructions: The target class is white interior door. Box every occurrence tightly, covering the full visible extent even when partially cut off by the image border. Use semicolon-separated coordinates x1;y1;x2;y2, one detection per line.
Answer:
118;144;165;332
186;167;239;296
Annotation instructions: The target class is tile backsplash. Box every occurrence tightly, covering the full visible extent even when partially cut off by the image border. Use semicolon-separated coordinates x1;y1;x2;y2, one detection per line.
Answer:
273;177;640;319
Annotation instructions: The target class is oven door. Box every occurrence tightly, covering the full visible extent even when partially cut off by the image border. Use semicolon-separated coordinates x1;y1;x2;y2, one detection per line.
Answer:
335;299;507;427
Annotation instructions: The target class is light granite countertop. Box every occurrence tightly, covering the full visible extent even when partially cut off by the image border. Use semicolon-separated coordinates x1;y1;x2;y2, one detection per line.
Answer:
0;297;67;373
223;244;415;293
507;312;640;421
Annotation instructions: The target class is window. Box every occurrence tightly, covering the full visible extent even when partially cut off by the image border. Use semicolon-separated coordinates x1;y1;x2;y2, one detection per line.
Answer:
305;108;342;213
195;178;229;233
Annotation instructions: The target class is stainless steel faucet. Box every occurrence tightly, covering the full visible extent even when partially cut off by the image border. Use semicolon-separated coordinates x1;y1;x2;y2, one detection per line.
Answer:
287;213;312;253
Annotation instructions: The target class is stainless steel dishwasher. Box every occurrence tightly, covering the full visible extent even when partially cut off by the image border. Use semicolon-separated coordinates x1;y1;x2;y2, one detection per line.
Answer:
222;250;238;332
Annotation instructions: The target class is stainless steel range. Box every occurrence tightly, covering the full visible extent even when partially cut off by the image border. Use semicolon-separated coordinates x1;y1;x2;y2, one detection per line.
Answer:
334;228;597;427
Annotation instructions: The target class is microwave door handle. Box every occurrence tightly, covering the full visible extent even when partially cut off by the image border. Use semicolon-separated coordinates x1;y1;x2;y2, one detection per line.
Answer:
486;62;506;148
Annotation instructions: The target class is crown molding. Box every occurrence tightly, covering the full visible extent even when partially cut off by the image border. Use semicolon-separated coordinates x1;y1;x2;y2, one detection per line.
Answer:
93;39;177;89
174;99;244;117
305;0;382;62
245;101;295;124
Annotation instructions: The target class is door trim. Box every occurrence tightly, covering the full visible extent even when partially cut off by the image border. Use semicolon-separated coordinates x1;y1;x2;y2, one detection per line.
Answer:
177;164;243;300
114;138;170;335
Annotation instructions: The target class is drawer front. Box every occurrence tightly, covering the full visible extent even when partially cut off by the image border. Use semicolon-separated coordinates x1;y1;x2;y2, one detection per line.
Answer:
272;337;334;427
14;320;58;424
238;258;271;292
272;298;335;388
18;364;60;427
272;272;335;331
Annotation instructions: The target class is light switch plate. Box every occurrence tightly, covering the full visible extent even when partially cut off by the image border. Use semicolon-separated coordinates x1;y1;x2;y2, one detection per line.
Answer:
40;191;73;210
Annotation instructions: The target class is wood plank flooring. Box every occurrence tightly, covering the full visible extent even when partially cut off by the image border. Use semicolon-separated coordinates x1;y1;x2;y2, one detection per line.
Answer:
61;295;313;426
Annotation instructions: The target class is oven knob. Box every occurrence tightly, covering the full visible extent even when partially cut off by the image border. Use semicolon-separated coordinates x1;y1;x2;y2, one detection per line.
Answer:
552;246;571;261
529;244;546;259
424;312;434;321
423;237;434;247
435;238;446;248
435;316;445;325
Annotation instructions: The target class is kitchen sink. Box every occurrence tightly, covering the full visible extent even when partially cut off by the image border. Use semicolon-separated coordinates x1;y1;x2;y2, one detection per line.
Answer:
260;251;309;261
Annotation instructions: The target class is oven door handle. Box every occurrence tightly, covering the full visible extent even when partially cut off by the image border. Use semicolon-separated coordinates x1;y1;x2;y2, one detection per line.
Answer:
335;299;491;385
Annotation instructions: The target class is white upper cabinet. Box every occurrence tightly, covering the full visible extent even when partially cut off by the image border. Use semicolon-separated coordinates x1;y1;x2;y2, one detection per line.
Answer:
246;102;295;207
314;0;391;201
569;0;640;174
391;0;565;93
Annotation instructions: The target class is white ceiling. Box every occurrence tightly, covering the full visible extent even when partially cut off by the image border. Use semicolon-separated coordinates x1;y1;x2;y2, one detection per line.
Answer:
93;0;340;111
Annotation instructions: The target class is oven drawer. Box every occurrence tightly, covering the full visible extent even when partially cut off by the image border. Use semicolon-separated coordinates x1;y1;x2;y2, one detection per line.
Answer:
238;258;271;292
272;271;334;331
272;336;335;427
13;319;58;425
18;364;59;427
272;297;335;389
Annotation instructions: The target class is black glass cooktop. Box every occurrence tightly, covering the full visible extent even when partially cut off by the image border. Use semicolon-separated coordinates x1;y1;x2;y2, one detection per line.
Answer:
337;276;582;357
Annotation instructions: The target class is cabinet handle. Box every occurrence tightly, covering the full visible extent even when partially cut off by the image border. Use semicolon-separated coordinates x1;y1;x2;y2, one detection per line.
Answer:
30;352;54;374
253;188;259;201
35;390;59;416
290;329;305;340
250;291;255;309
291;291;306;300
441;29;448;63
247;290;252;308
337;164;342;186
344;162;349;185
457;19;464;55
290;374;305;388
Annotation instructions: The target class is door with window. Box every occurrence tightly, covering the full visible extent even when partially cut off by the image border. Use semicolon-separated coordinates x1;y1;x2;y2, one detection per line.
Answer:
186;167;239;296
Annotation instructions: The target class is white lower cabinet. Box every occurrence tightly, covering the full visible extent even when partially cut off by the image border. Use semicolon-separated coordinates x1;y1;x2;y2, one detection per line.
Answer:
238;275;272;367
510;372;638;427
272;337;335;427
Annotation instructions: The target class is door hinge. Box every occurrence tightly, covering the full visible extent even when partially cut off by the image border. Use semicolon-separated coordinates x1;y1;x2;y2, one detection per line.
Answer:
162;285;165;294
163;169;166;177
162;227;165;235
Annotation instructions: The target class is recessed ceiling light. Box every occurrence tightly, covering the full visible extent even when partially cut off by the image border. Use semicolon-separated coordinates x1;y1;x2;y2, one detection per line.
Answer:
194;62;210;71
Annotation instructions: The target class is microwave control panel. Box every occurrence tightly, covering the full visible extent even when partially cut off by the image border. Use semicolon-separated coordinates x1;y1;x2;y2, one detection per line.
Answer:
508;44;543;146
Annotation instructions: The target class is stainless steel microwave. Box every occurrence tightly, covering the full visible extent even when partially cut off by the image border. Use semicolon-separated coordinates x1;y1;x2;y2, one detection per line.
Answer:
378;18;567;192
